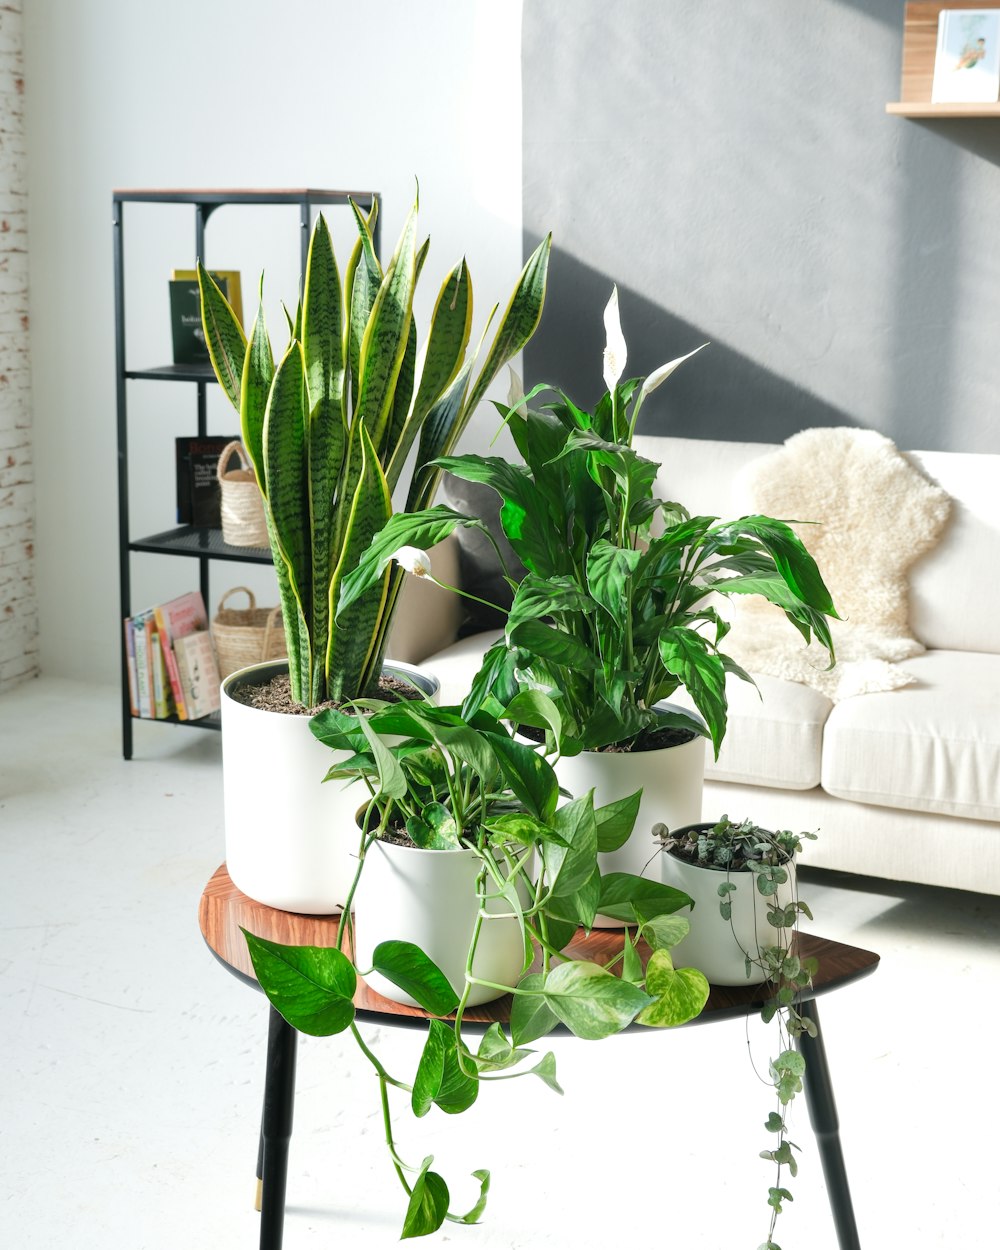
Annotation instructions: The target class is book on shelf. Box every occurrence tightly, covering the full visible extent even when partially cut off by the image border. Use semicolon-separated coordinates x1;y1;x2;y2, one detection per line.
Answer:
171;268;243;328
169;269;241;365
175;435;240;527
153;590;210;720
932;9;1000;104
173;630;222;719
124;591;218;721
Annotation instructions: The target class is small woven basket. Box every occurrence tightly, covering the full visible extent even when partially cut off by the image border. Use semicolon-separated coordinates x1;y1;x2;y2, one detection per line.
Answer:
212;587;287;680
217;441;268;547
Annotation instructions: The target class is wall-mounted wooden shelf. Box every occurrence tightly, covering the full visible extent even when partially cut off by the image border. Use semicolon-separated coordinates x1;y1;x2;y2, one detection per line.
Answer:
887;2;1000;117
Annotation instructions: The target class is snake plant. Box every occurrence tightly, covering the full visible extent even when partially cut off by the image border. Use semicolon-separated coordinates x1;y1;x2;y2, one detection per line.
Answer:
199;191;551;706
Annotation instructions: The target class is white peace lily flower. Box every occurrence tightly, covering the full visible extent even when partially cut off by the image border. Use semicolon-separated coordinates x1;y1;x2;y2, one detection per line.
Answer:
602;285;627;391
392;546;433;578
637;343;709;405
506;364;527;414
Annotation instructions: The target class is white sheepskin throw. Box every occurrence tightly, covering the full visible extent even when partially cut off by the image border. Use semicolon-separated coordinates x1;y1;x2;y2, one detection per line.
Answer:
724;427;952;700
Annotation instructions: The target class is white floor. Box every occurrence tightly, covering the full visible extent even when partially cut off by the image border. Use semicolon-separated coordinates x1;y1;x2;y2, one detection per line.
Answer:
3;675;999;1249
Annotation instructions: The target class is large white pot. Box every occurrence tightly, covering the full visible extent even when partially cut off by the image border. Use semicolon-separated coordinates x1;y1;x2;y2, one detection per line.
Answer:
353;837;526;1008
553;702;706;927
221;659;438;915
660;825;798;986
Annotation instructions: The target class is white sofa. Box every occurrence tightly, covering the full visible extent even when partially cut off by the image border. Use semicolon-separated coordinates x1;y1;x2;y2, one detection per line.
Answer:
390;435;1000;896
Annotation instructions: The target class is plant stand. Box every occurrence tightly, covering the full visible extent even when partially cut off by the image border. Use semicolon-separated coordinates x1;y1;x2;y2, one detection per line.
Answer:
199;864;879;1250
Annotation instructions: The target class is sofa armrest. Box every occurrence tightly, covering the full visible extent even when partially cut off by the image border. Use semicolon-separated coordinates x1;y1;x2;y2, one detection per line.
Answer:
386;535;464;665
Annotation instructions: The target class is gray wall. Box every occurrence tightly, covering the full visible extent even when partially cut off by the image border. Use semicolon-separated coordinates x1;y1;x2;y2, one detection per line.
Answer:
523;0;1000;453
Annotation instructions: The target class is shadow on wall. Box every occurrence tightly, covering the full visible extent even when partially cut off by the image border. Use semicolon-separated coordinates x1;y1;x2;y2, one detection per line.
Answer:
522;238;859;446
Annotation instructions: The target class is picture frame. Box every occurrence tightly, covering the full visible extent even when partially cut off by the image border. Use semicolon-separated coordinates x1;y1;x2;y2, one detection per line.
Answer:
931;8;1000;103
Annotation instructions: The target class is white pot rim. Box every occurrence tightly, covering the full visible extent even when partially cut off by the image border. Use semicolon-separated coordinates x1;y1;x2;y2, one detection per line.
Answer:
222;657;438;711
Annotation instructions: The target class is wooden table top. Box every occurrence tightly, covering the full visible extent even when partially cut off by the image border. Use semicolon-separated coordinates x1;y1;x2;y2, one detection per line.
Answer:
199;864;880;1030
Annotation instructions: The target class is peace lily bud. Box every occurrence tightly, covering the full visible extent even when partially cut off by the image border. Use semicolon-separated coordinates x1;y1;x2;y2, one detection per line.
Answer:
602;285;627;391
637;343;709;406
392;546;433;578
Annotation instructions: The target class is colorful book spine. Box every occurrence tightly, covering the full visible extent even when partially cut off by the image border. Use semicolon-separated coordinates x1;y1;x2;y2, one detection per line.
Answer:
173;630;222;720
124;618;138;717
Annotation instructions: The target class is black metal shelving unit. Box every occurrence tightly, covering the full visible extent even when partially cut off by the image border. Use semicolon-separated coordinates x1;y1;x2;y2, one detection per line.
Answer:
114;188;380;759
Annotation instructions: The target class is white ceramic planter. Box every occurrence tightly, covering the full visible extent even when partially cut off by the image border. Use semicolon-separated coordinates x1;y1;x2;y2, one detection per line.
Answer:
221;659;438;915
353;837;526;1008
553;702;706;927
661;828;798;986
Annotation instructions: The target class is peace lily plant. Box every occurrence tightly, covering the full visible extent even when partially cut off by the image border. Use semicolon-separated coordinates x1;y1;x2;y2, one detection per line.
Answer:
243;693;710;1237
199;189;551;706
339;285;839;758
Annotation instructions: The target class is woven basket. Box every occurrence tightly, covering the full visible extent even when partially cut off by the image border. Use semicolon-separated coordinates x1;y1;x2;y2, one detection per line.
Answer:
217;441;268;547
212;587;287;680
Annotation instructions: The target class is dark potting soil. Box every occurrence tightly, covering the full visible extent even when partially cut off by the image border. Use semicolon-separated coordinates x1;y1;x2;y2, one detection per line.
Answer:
228;671;417;715
518;722;697;753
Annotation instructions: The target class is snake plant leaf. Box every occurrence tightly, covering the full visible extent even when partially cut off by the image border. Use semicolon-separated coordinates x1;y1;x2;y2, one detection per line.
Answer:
242;929;356;1037
346;203;383;415
356;197;418;453
636;948;710;1027
412;259;474;423
405;360;476;510
263;341;311;673
240;283;274;485
325;422;392;700
302;215;348;680
539;960;653;1040
197;261;247;411
463;232;552;418
401;1156;450;1240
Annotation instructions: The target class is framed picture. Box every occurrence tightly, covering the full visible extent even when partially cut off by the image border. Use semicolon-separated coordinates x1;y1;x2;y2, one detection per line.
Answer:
932;9;1000;103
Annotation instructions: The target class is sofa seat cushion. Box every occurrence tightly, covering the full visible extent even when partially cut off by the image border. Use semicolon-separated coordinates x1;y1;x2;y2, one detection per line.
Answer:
703;673;833;790
422;631;500;706
821;650;1000;821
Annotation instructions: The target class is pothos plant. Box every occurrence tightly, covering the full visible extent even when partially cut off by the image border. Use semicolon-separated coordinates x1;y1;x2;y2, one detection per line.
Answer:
198;188;551;706
242;692;710;1238
338;286;839;757
656;815;818;1250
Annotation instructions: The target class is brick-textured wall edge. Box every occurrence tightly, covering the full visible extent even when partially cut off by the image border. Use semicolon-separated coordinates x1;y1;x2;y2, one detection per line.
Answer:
0;0;35;694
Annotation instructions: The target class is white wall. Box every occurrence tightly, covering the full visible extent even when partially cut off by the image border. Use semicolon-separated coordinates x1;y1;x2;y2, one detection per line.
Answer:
22;0;524;684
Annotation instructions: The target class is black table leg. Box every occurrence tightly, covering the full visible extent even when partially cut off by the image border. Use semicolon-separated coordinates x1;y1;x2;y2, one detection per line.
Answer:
796;998;861;1250
259;1005;297;1250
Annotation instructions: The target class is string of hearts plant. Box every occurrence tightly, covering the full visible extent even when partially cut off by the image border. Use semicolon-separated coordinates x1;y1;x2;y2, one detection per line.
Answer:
242;694;711;1239
657;816;819;1250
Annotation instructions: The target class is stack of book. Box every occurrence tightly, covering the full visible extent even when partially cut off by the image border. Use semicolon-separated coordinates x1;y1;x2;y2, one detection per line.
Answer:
124;591;221;720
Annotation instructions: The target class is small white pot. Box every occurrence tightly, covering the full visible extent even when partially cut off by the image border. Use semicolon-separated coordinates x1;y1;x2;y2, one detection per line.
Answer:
553;703;706;928
661;827;798;986
353;837;526;1008
221;659;438;915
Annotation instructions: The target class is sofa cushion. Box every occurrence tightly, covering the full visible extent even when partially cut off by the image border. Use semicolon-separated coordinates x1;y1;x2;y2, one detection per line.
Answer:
821;650;1000;821
703;673;833;790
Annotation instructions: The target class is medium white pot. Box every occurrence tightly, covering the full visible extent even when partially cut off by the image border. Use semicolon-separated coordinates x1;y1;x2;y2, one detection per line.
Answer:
221;659;438;915
553;702;706;928
353;837;526;1008
661;827;798;986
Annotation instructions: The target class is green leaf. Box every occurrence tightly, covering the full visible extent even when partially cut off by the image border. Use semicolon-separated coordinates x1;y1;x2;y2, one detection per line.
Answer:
636;948;710;1027
544;865;601;931
529;1051;563;1095
417;801;462;850
242;930;356;1037
543;793;599;898
453;1169;491;1225
411;1019;478;1118
657;627;729;757
509;972;559;1045
198;261;247;411
594;789;642;853
540;961;653;1040
765;1111;785;1133
597;875;693;923
240;282;274;483
622;929;643;984
586;540;641;627
639;912;690;952
481;730;560;823
371;941;460;1015
507;619;600;673
401;1156;450;1239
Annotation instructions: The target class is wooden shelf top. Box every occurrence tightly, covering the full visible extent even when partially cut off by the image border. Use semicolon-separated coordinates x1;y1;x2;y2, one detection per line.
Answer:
887;101;1000;116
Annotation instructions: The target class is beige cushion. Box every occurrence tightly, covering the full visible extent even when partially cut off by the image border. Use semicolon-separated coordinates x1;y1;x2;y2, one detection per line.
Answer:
702;673;832;790
821;650;1000;821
